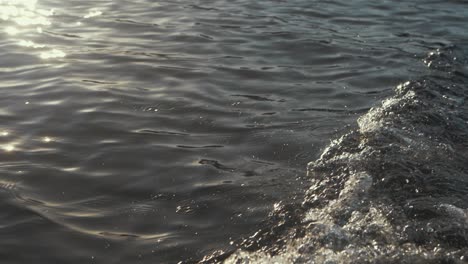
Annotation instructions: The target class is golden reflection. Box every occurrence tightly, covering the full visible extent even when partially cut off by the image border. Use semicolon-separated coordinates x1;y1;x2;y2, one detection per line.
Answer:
1;131;9;136
42;136;52;142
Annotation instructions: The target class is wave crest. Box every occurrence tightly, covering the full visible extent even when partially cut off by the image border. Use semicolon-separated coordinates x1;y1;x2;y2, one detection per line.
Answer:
224;46;468;263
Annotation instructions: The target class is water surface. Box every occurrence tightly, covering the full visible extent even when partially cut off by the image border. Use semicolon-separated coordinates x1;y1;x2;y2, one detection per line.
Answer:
1;0;467;263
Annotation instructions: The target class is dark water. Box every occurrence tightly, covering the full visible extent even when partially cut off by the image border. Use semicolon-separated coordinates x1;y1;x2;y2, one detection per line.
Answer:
0;0;467;263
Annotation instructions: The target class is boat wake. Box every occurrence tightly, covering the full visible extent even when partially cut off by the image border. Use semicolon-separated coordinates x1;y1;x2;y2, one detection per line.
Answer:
222;46;468;263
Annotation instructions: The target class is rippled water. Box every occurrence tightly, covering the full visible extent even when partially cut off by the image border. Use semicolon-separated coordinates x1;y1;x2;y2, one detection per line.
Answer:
1;0;467;263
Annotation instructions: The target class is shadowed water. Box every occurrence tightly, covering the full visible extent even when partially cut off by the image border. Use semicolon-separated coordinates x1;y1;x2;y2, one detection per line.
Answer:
0;0;467;263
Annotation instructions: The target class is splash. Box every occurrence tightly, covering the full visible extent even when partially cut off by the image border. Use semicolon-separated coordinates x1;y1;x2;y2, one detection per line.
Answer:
224;46;468;263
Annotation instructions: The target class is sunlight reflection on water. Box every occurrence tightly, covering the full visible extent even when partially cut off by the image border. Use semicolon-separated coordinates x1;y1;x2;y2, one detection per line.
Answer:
83;10;102;19
18;39;45;48
2;144;15;152
0;0;65;59
0;0;52;26
40;48;65;59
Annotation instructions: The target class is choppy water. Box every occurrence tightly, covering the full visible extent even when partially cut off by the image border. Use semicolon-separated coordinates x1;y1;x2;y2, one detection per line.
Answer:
228;45;468;264
0;0;467;263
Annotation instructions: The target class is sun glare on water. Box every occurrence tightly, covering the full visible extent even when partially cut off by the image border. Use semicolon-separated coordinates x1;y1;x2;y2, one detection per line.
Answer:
3;144;15;152
40;49;66;59
0;0;52;26
83;10;102;19
0;0;66;59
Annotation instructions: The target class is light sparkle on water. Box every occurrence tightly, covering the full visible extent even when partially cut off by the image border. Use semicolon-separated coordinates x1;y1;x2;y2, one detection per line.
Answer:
2;144;15;152
0;0;52;26
5;26;19;35
18;40;45;48
40;49;66;59
1;0;66;59
83;10;102;19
